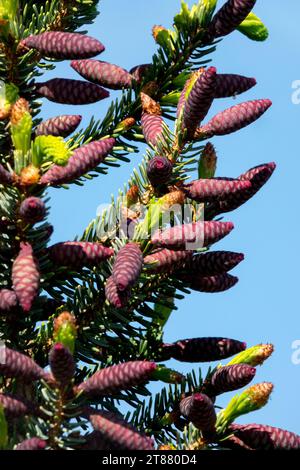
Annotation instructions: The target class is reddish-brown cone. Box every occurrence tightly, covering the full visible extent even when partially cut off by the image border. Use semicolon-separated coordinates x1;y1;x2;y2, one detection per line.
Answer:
22;32;105;59
35;78;109;105
0;347;48;382
12;242;40;312
182;67;217;135
112;243;143;291
89;411;154;450
215;74;256;98
161;337;246;362
48;241;113;268
185;273;239;293
151;221;234;250
208;162;276;217
0;164;13;185
40;138;115;185
183;178;251;202
229;423;300;450
184;251;244;276
19;197;46;224
210;364;256;395
78;361;157;396
15;438;47;450
144;249;193;274
71;59;133;90
200;99;272;137
0;394;39;418
141;112;165;147
180;393;216;433
0;289;18;312
105;276;130;309
49;343;75;387
208;0;257;39
146;156;173;186
35;115;82;138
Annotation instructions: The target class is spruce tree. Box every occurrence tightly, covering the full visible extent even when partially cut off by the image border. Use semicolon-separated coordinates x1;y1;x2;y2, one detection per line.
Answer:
0;0;298;451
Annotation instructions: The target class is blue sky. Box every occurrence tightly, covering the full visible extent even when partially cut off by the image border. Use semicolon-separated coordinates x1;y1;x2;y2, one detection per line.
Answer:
41;1;300;433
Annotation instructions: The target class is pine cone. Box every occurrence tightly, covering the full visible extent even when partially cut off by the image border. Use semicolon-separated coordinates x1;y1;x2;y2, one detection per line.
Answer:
184;251;244;276
144;248;193;274
185;273;239;293
209;0;257;38
35;115;82;138
200;99;272;137
210;364;256;395
15;437;47;450
89;411;154;450
78;361;156;396
215;74;256;98
12;242;40;312
229;423;300;450
180;393;216;433
105;276;129;309
0;347;48;382
35;78;109;105
182;67;217;135
40;138;115;185
146;156;173;186
49;343;75;387
151;221;234;250
22;32;104;59
0;164;13;185
208;162;276;216
19;197;46;224
0;393;38;418
183;178;251;202
48;241;113;268
71;59;133;89
112;243;143;291
162;337;246;362
141;112;165;147
0;289;18;312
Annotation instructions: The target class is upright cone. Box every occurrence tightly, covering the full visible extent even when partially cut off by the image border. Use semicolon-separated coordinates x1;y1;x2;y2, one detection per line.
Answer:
12;242;40;312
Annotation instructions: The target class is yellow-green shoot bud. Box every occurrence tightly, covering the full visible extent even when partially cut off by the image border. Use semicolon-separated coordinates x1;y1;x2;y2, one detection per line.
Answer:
0;82;19;119
161;91;181;107
0;0;18;37
152;25;176;53
0;405;8;450
11;112;32;154
53;312;77;354
227;343;274;367
32;135;72;167
216;382;273;433
198;142;217;179
237;12;269;42
151;365;185;384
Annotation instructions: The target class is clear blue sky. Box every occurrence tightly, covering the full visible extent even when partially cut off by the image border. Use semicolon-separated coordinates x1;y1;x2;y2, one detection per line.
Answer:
41;1;300;434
